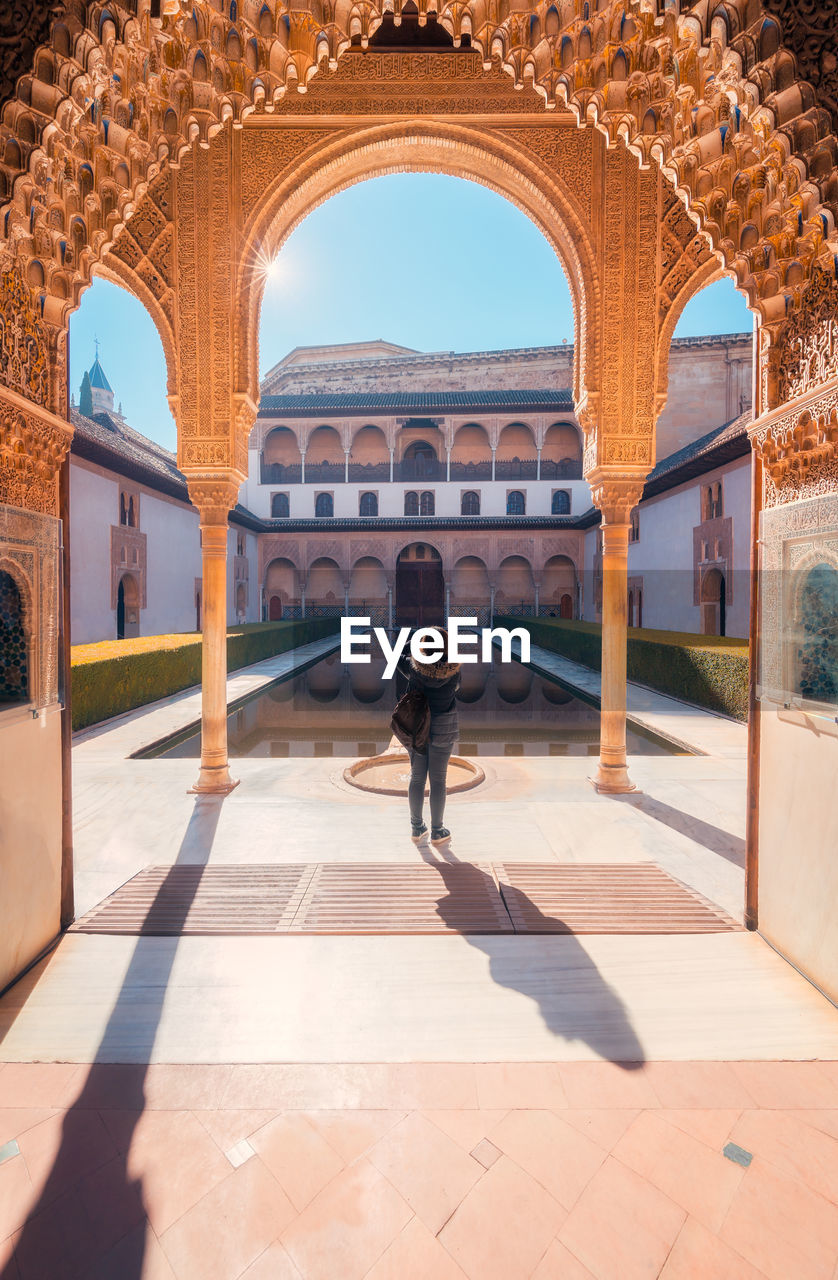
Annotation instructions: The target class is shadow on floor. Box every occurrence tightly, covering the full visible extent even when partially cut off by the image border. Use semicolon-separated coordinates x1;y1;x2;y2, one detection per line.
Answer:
420;843;646;1068
612;792;746;867
1;794;226;1280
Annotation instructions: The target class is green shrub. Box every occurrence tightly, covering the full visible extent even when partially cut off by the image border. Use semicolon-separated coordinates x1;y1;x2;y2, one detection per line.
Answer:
496;617;749;721
71;619;338;731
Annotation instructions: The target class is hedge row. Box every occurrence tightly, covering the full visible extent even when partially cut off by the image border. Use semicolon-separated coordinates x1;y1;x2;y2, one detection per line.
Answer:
70;619;338;731
496;617;749;722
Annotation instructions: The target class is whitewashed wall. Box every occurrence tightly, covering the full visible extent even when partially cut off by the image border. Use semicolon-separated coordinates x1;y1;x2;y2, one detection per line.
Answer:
69;461;120;644
581;456;750;638
142;490;203;635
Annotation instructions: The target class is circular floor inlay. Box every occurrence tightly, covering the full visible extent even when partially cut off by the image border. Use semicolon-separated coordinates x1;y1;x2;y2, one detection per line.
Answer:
344;751;485;797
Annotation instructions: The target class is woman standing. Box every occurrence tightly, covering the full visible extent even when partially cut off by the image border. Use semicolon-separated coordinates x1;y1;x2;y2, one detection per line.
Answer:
400;629;461;843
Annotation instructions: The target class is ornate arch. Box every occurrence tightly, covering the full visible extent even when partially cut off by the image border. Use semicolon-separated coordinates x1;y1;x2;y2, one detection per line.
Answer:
234;118;601;411
0;0;834;332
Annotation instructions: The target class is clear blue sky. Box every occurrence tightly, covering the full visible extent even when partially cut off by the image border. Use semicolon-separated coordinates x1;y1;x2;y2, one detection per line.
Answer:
70;174;752;451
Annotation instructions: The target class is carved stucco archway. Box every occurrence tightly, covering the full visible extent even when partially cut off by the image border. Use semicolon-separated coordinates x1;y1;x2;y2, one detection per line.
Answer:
0;0;836;919
234;120;600;414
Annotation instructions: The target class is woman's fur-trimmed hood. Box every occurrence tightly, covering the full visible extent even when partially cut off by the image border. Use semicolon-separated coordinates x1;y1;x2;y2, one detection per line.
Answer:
409;655;461;680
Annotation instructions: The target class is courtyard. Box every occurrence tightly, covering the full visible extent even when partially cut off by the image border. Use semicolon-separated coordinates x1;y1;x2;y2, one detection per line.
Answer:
2;0;838;1275
3;640;838;1277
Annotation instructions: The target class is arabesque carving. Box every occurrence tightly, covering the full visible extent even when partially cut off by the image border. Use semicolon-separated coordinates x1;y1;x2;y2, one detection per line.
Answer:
777;268;838;404
753;394;838;508
0;385;72;516
0;0;835;331
0;261;51;408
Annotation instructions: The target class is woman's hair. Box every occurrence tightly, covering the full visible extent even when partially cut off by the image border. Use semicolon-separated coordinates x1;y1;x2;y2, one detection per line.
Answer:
410;626;461;676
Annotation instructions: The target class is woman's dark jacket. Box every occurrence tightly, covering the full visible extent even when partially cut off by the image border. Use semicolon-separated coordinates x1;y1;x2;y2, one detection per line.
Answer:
401;658;461;714
397;656;461;749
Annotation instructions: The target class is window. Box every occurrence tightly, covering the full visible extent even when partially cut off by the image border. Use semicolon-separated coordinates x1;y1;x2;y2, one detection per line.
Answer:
420;491;435;516
629;508;640;542
120;492;138;527
404;491;419;516
702;481;723;521
0;570;28;705
315;492;333;517
359;491;378;517
796;563;838;704
551;490;570;515
236;533;246;556
461;490;480;515
507;490;525;515
271;492;290;518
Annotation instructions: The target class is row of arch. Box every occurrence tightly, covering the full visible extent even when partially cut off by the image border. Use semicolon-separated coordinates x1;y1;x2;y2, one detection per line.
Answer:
261;420;583;482
263;549;579;612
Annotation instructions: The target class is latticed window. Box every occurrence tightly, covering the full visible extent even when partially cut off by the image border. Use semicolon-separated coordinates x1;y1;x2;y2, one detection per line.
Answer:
359;492;378;516
420;491;435;516
0;570;28;705
551;490;570;515
271;493;289;518
507;490;525;515
629;508;640;542
461;490;480;515
796;563;838;705
315;492;333;517
404;491;419;516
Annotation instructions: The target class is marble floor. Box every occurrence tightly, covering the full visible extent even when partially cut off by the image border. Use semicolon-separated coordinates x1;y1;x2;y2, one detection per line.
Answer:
2;1061;838;1279
3;648;838;1277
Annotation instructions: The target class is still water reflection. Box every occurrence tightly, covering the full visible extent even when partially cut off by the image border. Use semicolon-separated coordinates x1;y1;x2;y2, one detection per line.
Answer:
147;652;681;759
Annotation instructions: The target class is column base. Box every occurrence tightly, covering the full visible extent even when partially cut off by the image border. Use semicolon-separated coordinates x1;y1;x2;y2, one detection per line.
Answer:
188;765;240;796
590;761;638;794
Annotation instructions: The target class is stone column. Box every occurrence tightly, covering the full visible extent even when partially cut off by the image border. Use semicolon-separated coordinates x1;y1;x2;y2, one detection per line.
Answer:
446;448;451;482
491;448;496;482
344;449;350;484
589;477;644;794
389;448;394;483
536;448;542;481
386;580;394;631
445;581;451;621
533;579;540;618
344;578;350;617
188;478;241;795
301;449;306;485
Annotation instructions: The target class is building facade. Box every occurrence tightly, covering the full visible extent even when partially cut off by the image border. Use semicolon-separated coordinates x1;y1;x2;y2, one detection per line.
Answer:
69;362;259;646
68;333;753;644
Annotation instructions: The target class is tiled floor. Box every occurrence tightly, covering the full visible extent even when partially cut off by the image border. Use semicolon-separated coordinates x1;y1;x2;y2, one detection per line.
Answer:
6;663;830;1275
2;1061;838;1279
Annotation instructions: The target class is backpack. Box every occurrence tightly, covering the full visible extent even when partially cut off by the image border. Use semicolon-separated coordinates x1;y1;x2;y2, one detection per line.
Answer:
390;688;431;754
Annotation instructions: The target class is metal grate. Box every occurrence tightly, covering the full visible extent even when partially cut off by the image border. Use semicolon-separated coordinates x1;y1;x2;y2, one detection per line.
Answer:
71;865;312;935
286;862;513;935
71;862;741;936
495;863;741;934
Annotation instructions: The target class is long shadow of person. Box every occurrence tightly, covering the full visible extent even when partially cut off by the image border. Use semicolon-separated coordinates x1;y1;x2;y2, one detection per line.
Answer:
418;842;646;1068
1;794;226;1280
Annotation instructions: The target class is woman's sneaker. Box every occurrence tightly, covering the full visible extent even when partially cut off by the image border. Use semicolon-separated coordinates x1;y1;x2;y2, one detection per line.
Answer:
430;826;451;843
411;822;428;842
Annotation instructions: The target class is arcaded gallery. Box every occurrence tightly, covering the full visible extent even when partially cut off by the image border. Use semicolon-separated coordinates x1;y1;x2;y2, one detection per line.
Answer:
1;1;837;1276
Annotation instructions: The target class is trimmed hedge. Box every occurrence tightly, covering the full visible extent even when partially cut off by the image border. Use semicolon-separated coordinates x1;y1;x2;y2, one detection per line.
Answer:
496;617;749;722
70;619;338;731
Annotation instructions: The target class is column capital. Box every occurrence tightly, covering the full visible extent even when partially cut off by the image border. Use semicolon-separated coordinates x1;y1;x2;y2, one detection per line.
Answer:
587;470;645;525
186;473;243;526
